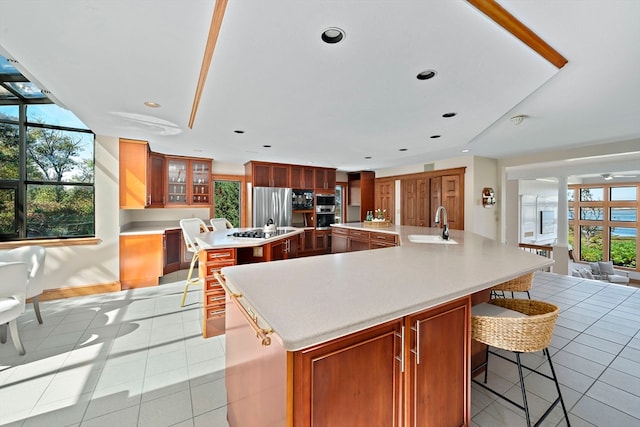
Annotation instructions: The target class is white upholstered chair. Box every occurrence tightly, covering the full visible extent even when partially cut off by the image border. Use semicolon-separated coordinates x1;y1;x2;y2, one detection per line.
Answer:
179;218;209;307
0;261;28;355
210;218;232;231
0;246;46;324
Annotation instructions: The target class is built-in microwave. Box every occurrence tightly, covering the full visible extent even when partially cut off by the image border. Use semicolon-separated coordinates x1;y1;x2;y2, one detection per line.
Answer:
316;193;335;206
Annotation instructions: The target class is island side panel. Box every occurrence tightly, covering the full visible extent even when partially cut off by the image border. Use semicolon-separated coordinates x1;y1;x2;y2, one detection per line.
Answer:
225;295;289;427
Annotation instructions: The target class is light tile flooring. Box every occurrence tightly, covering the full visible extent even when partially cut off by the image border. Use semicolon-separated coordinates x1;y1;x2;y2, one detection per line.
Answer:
1;271;638;427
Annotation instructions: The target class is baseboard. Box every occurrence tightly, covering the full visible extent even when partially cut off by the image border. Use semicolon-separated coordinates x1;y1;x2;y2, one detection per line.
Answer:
35;282;122;301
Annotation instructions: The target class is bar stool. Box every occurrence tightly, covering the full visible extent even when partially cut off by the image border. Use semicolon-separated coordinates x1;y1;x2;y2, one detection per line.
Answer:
471;299;570;427
490;272;533;299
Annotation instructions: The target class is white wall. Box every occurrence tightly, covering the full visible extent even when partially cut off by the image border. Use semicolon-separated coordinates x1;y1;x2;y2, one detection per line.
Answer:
471;157;499;240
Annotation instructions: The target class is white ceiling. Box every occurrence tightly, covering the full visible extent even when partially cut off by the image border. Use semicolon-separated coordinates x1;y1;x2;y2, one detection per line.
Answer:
1;0;639;177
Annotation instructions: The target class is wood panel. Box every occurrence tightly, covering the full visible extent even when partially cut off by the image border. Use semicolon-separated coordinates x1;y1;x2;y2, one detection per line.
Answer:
119;139;148;208
442;174;463;230
401;178;417;225
119;234;163;288
375;179;395;223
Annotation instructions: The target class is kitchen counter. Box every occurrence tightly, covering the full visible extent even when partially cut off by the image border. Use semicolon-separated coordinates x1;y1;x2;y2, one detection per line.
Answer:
221;225;553;351
195;226;304;249
119;220;183;235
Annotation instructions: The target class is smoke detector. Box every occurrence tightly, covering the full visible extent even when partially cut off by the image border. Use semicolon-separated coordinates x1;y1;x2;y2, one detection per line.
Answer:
510;115;525;125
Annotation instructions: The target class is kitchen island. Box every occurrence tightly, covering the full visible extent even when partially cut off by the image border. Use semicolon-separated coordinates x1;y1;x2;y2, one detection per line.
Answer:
220;225;553;426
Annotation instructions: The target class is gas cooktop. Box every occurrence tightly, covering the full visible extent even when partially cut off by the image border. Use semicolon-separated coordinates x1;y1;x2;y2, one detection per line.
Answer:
230;229;289;239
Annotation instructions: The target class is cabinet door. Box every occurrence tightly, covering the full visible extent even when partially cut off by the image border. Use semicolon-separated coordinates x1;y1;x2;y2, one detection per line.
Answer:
406;297;470;427
315;230;330;253
163;228;182;274
253;163;272;187
287;236;299;258
272;164;290;187
416;178;429;227
303;168;315;189
166;157;189;205
270;240;285;261
293;320;403;427
442;174;462;230
290;165;303;189
325;168;336;189
191;160;211;205
331;228;348;253
401;178;417;226
119;139;148;208
375;180;395;223
147;153;165;207
119;234;163;288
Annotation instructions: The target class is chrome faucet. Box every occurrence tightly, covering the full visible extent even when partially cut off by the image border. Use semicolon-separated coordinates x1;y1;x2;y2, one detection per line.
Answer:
434;206;449;240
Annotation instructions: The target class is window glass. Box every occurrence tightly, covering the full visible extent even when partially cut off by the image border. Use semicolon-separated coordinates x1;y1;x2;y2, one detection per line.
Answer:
610;227;636;268
568;207;574;221
0;105;19;120
0;187;17;235
214;180;241;227
27;104;90;130
335;184;343;224
26;127;94;183
610;186;636;201
0;122;20;179
580;225;603;262
567;189;575;202
26;184;95;237
580;207;603;221
610;208;636;222
580;188;603;202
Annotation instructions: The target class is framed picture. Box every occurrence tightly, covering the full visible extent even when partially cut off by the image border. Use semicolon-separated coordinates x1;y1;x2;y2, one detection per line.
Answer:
540;210;555;234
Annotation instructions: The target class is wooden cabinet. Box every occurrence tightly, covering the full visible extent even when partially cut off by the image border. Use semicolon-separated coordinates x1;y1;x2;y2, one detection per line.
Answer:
400;167;465;229
119;233;164;289
199;248;237;338
166;157;212;206
332;227;399;253
315;167;336;191
290;165;315;189
225;294;470;427
331;227;348;253
269;236;299;261
347;171;375;222
119;139;164;208
375;179;395;223
247;161;290;187
314;229;331;254
163;228;182;274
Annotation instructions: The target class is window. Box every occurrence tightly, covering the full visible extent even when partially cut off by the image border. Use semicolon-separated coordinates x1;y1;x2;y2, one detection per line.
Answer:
1;57;94;241
213;178;242;228
569;184;638;270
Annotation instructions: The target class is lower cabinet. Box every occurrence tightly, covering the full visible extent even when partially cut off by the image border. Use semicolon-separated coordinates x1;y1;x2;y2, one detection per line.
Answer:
199;248;236;338
331;227;399;253
163;228;182;274
119;234;164;289
331;227;348;253
225;295;470;427
269;236;299;260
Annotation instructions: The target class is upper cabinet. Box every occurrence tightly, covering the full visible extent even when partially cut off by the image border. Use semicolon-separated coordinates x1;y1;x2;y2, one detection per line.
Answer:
166;156;212;206
315;168;336;191
347;171;375;222
247;162;290;187
290;165;315;189
120;139;164;209
119;138;212;209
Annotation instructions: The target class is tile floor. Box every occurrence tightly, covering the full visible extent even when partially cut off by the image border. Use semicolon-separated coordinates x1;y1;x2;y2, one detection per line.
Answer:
0;271;638;426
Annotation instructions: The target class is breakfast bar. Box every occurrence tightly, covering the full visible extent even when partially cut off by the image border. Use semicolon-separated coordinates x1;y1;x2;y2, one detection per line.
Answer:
219;225;553;426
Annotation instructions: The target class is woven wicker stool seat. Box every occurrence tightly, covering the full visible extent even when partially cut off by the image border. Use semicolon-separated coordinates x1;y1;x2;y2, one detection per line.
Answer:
490;272;534;299
471;299;570;427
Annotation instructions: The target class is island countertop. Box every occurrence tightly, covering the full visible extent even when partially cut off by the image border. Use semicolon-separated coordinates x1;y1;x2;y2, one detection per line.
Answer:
195;226;304;249
221;225;553;351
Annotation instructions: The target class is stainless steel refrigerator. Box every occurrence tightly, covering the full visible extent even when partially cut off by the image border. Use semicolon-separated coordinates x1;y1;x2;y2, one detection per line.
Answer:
252;187;293;228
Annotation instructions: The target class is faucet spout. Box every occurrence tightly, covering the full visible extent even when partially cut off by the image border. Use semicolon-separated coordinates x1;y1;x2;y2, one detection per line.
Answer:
434;206;449;240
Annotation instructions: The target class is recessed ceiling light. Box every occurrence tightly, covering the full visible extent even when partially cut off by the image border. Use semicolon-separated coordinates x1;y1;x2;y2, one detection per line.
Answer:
430;135;441;139
364;156;372;159
263;145;271;148
234;130;245;134
399;148;408;152
321;27;345;44
416;70;437;80
442;112;456;118
461;149;470;153
193;149;203;153
144;101;160;108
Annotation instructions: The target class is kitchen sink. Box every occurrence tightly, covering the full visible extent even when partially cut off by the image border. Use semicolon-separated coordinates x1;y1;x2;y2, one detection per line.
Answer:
407;234;458;244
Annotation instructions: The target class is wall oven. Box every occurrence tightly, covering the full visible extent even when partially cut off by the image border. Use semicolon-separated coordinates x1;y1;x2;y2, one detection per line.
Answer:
315;194;336;230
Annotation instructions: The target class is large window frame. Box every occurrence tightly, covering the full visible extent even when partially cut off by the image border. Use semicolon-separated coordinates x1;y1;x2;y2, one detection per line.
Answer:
1;104;95;241
568;183;638;271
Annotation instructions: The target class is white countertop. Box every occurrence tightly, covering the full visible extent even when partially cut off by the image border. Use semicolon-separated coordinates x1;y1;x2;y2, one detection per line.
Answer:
195;226;304;249
221;224;553;351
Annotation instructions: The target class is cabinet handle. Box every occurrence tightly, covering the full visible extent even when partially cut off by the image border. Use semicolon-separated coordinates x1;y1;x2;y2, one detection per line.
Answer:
395;326;405;373
411;322;420;364
210;252;232;258
214;273;273;346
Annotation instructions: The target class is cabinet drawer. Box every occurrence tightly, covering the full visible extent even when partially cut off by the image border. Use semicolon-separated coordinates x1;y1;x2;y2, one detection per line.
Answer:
206;305;226;318
332;227;348;237
206;291;226;307
370;241;395;249
348;229;370;240
204;249;235;263
370;232;397;245
203;260;236;278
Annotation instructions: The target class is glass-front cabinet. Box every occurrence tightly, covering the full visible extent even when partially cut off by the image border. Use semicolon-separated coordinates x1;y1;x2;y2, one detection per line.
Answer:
166;157;212;206
191;160;211;205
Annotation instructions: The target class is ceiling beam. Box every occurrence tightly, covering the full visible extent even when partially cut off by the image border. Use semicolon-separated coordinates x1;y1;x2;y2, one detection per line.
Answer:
188;0;229;129
467;0;568;69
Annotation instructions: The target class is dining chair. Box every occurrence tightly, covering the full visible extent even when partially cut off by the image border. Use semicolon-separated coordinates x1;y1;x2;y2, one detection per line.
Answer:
0;246;47;324
179;218;209;307
0;261;28;355
210;218;233;231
